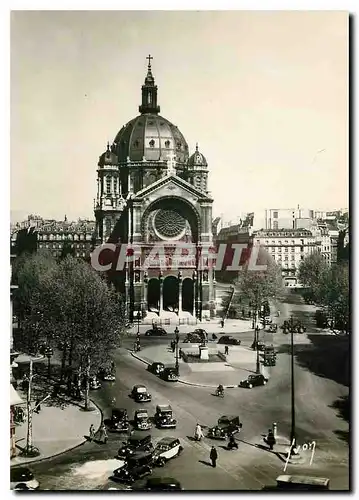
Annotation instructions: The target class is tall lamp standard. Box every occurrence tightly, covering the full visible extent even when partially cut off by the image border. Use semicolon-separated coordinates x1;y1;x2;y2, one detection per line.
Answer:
289;315;297;452
255;325;260;374
174;326;180;376
137;307;141;336
45;347;53;379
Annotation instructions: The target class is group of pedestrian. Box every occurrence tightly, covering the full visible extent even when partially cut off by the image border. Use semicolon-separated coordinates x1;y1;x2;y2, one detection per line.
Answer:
88;423;108;444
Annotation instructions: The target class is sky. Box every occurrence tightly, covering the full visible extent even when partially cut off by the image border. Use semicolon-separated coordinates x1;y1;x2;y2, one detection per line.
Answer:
10;10;349;225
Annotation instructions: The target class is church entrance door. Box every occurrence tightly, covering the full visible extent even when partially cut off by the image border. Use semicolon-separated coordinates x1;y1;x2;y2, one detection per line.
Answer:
163;276;179;312
182;278;194;314
147;279;160;312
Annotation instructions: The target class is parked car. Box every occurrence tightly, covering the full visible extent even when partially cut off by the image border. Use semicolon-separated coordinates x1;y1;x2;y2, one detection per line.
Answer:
154;405;177;429
240;374;268;389
193;329;207;341
160;367;178;382
10;467;39;490
132;477;183;491
207;415;242;439
131;385;152;403
134;409;152;431
107;408;129;432
153;437;183;467
218;336;241;345
183;333;203;343
145;327;167;336
98;368;116;381
117;433;154;459
89;376;101;390
112;451;153;484
257;341;266;351
148;362;165;376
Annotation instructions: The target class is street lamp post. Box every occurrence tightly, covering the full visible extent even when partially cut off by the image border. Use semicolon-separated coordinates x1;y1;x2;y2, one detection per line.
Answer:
137;307;141;336
174;326;180;376
255;325;260;374
289;315;297;451
45;347;53;379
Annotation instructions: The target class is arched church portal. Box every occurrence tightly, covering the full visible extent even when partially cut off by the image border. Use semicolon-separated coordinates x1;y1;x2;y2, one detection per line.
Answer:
182;278;194;314
147;278;160;311
163;276;179;312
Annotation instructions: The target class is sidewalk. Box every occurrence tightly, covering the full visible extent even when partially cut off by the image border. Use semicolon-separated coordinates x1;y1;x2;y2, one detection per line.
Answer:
130;342;258;388
129;318;253;336
11;391;102;466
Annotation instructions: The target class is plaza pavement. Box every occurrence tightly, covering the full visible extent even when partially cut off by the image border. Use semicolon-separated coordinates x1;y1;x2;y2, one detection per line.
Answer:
11;389;102;466
130;340;259;388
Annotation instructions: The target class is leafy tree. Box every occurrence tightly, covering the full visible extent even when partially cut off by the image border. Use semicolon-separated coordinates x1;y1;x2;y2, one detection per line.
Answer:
59;240;75;260
318;262;349;332
12;250;57;352
298;251;329;292
223;247;284;321
47;257;127;409
14;228;38;256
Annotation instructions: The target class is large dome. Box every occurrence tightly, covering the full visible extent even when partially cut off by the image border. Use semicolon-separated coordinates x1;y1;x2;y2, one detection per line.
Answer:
113;114;189;164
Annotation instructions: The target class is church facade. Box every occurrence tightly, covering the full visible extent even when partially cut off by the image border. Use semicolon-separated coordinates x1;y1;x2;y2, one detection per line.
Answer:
94;57;216;322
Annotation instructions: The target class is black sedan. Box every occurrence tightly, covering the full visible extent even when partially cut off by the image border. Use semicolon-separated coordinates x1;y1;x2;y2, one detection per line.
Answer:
239;374;268;389
218;336;241;346
145;327;168;336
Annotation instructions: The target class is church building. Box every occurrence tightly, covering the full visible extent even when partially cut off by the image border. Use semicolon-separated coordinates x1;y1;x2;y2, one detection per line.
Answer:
94;57;216;323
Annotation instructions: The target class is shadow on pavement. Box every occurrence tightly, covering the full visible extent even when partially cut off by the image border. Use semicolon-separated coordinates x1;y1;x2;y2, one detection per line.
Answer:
330;394;350;445
198;460;213;467
276;334;349;387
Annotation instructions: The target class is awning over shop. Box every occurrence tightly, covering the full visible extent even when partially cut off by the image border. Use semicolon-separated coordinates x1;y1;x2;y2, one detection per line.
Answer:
10;384;23;406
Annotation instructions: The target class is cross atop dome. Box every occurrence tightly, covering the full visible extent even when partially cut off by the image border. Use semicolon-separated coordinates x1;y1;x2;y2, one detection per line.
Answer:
146;54;153;69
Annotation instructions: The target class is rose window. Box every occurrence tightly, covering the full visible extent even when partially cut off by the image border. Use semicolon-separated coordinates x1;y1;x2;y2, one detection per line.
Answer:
154;209;186;239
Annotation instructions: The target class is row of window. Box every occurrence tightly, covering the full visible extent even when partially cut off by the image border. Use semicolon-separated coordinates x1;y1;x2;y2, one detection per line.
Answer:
49;250;87;258
38;234;92;241
39;243;90;250
260;239;307;245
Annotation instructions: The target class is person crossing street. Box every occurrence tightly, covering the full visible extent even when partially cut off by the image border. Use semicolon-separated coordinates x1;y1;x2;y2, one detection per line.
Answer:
210;446;218;467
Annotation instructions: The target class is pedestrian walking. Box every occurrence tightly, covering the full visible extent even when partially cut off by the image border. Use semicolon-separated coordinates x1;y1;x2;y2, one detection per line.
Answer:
210;446;218;467
265;429;276;451
34;399;41;414
221;319;224;328
89;424;95;442
171;341;175;353
194;423;204;441
98;423;108;444
224;345;229;356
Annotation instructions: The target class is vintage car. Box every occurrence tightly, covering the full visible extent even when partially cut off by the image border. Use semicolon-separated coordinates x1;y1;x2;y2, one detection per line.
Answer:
10;467;40;491
153;437;183;467
134;409;152;431
240;374;268;389
267;323;278;333
145;327;168;336
217;336;241;346
117;433;154;459
257;341;266;351
131;384;152;403
263;353;276;367
112;451;153;484
183;333;203;344
148;362;165;376
160;367;178;382
207;415;242;440
89;376;101;390
154;405;177;429
133;477;183;491
107;408;129;432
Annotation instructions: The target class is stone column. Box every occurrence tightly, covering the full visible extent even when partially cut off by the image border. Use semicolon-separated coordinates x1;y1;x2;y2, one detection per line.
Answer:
178;273;182;315
192;272;197;317
159;274;163;315
143;272;148;313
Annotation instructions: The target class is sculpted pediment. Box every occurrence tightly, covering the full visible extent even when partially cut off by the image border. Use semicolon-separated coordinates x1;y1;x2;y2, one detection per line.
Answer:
132;175;212;206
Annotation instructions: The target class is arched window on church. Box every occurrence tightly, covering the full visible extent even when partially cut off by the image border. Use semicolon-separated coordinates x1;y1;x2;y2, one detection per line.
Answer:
106;176;111;193
113;178;118;194
147;92;152;105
